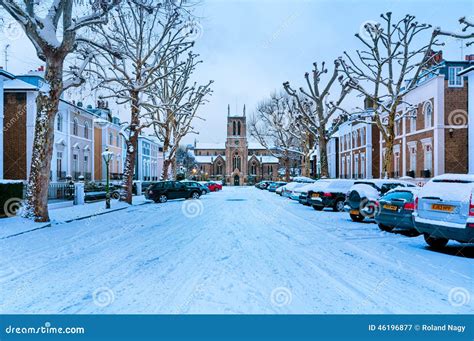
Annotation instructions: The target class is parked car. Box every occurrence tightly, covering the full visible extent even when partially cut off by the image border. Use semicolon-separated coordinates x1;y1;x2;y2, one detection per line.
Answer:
276;185;284;196
309;179;355;212
255;181;272;189
375;187;421;232
281;182;313;199
413;174;474;249
145;181;201;203
200;181;222;192
181;180;210;195
344;179;416;222
290;176;316;184
268;181;287;192
296;180;334;204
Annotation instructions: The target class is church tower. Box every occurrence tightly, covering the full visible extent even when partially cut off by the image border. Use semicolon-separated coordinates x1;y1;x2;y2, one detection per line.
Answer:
225;105;248;185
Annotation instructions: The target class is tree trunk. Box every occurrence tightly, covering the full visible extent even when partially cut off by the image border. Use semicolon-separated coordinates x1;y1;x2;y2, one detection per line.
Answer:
121;92;140;204
283;154;290;182
162;159;171;180
171;158;177;179
23;59;64;222
382;134;394;179
319;135;329;178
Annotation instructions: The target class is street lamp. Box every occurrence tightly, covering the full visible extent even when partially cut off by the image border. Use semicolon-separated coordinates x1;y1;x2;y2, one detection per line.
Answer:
260;156;263;181
102;147;114;209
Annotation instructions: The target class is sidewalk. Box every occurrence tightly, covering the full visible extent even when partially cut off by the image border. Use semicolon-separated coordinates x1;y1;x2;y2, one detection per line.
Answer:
0;195;150;240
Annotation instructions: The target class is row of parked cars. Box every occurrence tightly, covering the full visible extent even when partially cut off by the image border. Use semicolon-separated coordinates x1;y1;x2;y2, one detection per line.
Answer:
256;174;474;250
145;180;222;203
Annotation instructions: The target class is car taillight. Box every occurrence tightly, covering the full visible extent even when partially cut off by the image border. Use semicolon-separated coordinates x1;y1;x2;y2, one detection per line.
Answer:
469;194;474;217
323;192;332;197
415;197;419;210
403;202;415;211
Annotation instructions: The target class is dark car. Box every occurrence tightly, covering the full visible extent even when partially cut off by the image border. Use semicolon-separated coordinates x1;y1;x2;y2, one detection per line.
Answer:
268;181;287;192
309;180;355;212
182;180;210;195
256;181;272;189
145;181;201;203
344;180;416;222
375;187;420;232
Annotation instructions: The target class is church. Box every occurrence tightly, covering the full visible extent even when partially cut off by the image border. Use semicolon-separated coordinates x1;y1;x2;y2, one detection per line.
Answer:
192;105;280;185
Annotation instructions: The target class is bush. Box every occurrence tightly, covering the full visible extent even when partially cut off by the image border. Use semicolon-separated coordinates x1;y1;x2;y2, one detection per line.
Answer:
0;181;24;217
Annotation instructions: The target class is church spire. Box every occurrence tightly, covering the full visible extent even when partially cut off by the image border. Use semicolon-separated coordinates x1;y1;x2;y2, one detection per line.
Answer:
227;104;230;116
243;104;246;116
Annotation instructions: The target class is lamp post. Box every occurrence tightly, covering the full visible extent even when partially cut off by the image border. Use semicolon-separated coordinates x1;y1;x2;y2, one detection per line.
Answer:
102;147;114;209
260;156;263;181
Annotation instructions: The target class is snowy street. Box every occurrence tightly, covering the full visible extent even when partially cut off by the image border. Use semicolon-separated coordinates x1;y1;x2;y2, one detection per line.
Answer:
0;187;472;314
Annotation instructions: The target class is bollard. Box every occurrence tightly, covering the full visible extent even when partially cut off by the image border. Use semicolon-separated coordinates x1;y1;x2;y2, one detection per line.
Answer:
135;181;142;196
74;182;85;205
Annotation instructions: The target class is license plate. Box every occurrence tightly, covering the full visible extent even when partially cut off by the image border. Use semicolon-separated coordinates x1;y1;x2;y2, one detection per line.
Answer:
312;193;319;198
431;204;454;212
350;209;359;215
383;204;398;211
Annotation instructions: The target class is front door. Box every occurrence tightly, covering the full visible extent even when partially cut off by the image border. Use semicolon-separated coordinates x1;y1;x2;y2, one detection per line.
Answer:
234;175;240;186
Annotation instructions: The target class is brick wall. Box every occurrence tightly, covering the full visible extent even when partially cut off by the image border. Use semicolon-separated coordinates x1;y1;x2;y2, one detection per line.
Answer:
3;93;27;180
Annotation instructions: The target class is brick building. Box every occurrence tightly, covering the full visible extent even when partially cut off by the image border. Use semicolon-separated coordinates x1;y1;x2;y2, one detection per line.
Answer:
192;106;279;185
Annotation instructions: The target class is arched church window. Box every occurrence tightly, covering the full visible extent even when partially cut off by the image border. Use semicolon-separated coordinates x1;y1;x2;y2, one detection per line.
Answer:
237;121;241;136
233;121;236;135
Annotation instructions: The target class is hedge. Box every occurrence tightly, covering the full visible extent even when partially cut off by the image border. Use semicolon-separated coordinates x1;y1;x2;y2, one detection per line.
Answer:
0;181;24;217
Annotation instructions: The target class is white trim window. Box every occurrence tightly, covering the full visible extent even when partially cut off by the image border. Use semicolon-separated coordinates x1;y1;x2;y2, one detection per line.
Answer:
424;144;433;173
84;122;89;139
409;145;416;174
73;118;78;136
341;156;345;178
346;156;351;178
423;101;433;129
360;153;366;179
409;110;416;133
57;113;63;132
354;155;359;178
394;152;400;177
448;66;463;87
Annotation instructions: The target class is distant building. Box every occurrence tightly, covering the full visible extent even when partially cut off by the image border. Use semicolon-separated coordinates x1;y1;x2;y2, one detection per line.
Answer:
192;105;279;185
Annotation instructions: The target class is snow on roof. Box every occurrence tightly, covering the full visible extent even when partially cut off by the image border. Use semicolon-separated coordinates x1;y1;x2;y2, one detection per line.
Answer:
248;155;279;163
194;155;226;164
4;78;38;91
431;173;474;182
294;180;333;193
194;143;225;150
354;179;414;187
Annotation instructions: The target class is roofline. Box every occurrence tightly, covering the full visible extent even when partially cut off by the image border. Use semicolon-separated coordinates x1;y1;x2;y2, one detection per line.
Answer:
0;69;15;79
458;65;474;76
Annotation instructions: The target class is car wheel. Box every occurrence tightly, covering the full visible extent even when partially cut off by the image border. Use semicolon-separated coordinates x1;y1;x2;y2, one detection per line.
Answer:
350;213;364;222
158;194;168;203
191;191;200;199
334;199;345;212
312;205;323;211
378;223;393;232
423;234;448;249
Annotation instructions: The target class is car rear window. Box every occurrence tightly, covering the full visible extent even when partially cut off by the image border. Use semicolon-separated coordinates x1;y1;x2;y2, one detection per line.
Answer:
382;191;413;201
433;179;473;184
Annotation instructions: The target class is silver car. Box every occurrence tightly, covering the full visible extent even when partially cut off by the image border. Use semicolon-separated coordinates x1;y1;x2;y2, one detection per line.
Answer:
413;174;474;249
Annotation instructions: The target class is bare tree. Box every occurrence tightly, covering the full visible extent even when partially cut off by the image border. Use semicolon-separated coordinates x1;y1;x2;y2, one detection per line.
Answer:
150;51;213;180
0;0;119;221
435;16;473;46
86;1;194;203
283;59;352;178
249;91;307;181
339;12;440;177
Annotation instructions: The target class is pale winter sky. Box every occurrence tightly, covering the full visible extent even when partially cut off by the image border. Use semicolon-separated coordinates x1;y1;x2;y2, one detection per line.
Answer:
0;0;472;145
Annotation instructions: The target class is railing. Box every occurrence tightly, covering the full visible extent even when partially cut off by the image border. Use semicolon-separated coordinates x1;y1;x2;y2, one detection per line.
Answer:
48;182;74;200
110;173;123;180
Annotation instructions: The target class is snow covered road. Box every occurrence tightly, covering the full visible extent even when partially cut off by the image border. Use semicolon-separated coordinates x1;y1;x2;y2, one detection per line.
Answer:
0;187;472;314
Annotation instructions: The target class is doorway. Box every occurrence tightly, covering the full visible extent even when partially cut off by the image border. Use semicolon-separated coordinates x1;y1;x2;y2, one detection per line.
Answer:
233;174;240;186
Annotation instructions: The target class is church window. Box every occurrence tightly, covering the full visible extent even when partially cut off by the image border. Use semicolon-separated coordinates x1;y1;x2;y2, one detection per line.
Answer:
237;121;241;136
233;121;236;135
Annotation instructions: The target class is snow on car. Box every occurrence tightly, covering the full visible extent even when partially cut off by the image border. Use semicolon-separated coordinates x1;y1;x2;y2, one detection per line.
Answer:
413;173;474;249
281;182;312;198
293;179;334;203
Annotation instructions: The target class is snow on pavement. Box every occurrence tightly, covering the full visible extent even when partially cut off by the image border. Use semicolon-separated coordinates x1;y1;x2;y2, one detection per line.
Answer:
0;187;472;314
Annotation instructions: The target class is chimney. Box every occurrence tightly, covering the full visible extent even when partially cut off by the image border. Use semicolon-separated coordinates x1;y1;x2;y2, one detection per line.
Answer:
38;65;44;72
465;54;474;61
0;66;3;70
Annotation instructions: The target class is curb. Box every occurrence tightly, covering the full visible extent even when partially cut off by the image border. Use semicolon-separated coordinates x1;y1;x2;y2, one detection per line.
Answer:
1;200;152;240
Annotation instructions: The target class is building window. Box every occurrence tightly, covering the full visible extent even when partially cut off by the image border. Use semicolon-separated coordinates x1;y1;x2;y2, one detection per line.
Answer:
409;145;416;173
424;144;433;172
341;156;345;178
116;134;120;147
448;66;463;87
237;121;241;136
73;118;78;135
232;121;236;135
84;122;89;139
109;132;113;145
360;153;365;179
232;154;241;171
57;113;63;132
394;152;400;177
354;155;359;178
409;109;416;133
84;155;89;173
73;154;78;174
250;163;256;175
346;156;350;178
217;162;223;175
57;152;63;177
268;165;273;175
423;101;432;129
